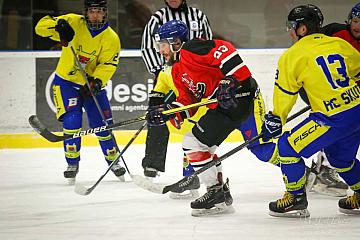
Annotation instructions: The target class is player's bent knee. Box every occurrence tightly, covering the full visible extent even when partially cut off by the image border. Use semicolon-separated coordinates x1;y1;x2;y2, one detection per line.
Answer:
62;111;82;129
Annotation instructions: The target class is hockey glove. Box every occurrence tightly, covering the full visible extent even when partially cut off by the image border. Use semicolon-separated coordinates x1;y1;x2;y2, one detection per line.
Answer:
79;77;102;97
55;19;75;47
147;104;184;129
216;75;241;109
147;105;169;126
261;112;282;142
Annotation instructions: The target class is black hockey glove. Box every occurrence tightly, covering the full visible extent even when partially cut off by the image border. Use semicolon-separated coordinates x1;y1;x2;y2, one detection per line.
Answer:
55;19;75;47
147;105;169;126
261;112;282;142
79;77;102;97
216;75;241;109
147;103;184;128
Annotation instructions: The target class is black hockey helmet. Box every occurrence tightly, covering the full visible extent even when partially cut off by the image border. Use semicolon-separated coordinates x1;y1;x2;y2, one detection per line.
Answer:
287;4;323;34
84;0;108;30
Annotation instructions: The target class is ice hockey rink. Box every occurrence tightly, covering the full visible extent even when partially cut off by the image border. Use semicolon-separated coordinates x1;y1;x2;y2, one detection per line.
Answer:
1;142;359;240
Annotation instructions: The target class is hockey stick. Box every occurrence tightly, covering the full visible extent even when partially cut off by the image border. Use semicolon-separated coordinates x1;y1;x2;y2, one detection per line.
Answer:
132;105;311;194
75;121;148;195
69;44;130;175
28;99;218;142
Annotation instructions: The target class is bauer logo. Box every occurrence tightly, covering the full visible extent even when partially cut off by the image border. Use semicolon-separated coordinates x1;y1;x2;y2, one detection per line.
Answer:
37;57;153;131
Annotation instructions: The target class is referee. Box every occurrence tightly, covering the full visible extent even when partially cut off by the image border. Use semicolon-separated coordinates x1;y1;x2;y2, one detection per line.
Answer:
140;1;213;181
141;0;212;82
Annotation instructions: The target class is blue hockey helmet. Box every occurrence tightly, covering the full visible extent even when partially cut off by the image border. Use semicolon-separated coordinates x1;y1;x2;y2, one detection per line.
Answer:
348;2;360;23
155;20;189;44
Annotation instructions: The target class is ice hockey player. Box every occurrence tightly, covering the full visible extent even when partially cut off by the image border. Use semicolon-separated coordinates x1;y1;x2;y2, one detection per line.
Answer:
141;0;213;200
147;20;281;216
262;4;360;217
144;65;205;199
300;3;360;197
35;0;126;184
294;5;349;198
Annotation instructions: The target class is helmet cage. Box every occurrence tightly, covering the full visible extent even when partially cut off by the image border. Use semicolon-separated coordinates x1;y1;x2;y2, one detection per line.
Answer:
85;2;108;31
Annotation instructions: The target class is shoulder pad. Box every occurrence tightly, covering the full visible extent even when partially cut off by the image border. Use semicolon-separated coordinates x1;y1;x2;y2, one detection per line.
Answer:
322;23;348;36
182;39;216;55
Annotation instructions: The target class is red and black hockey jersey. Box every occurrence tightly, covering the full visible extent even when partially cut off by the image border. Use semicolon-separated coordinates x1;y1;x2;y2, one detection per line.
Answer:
171;39;251;116
322;23;360;52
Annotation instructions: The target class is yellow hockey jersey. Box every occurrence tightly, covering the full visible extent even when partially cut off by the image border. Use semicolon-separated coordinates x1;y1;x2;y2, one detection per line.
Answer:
35;14;121;86
273;33;360;125
154;66;179;96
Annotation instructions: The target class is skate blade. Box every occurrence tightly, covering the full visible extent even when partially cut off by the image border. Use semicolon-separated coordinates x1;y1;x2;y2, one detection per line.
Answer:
313;184;348;197
67;178;76;186
305;172;317;193
169;190;199;200
339;208;360;215
191;203;235;217
269;209;310;218
131;174;164;194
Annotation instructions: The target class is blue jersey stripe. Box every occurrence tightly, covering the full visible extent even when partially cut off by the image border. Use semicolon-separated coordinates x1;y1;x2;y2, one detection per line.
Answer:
275;82;298;95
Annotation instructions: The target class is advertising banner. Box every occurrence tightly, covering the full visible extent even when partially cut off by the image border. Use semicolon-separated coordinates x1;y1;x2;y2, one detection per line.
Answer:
36;57;153;131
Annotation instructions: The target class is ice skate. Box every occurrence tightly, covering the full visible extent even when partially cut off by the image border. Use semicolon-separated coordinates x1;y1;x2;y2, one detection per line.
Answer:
111;163;126;182
338;192;360;215
305;163;317;193
190;180;235;217
313;164;348;197
307;152;348;197
63;163;79;185
143;167;159;181
269;191;310;218
169;175;200;199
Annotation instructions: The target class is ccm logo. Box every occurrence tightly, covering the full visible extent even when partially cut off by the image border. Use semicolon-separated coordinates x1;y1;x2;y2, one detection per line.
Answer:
73;126;107;137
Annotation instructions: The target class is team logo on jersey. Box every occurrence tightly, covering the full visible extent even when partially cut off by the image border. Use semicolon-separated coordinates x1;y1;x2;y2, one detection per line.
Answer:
181;73;206;99
78;55;90;64
190;21;199;31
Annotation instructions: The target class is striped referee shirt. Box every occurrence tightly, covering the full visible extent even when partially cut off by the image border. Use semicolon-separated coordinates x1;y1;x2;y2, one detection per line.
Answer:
141;6;212;75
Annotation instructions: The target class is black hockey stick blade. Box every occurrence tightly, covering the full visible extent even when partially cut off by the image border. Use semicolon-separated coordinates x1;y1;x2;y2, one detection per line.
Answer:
28;115;65;142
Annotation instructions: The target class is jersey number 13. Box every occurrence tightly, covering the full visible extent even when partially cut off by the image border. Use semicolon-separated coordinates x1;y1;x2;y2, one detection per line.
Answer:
316;54;350;89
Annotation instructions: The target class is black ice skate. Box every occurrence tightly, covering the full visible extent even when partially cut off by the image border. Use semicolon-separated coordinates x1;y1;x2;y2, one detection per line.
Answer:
169;175;200;199
143;167;159;179
338;192;360;215
307;152;348;197
313;165;348;197
111;163;126;182
269;191;310;218
190;180;234;217
63;163;79;185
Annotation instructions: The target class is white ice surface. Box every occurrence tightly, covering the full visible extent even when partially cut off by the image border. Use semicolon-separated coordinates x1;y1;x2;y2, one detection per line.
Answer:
1;143;359;240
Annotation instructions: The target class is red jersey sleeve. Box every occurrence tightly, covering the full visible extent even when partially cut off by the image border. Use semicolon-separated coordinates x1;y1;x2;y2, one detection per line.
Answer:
209;40;252;81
